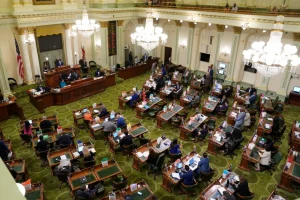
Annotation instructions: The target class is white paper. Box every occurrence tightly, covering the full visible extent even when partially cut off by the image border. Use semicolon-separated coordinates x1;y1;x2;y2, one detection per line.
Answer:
120;134;125;138
90;148;96;153
136;152;143;157
143;151;150;157
171;173;180;179
94;110;99;113
125;96;132;101
73;152;80;157
75;112;81;116
60;155;67;160
267;118;273;121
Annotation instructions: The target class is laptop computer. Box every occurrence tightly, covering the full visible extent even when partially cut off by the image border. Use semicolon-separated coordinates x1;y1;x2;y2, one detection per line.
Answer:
113;132;118;138
189;158;194;165
177;162;183;169
82;108;88;113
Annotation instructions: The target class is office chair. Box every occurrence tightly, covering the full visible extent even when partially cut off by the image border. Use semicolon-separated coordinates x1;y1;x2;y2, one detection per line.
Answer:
41;128;53;134
83;120;90;131
83;160;96;168
235;192;255;200
148;153;165;180
37;150;49;167
123;143;136;160
206;117;217;131
271;124;286;144
112;174;128;191
8;78;17;91
167;150;182;164
56;173;69;188
200;167;215;185
224;141;237;159
179;181;198;199
20;134;32;147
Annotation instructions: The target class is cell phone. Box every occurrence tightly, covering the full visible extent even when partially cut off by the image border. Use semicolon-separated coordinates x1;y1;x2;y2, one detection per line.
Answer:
137;192;142;195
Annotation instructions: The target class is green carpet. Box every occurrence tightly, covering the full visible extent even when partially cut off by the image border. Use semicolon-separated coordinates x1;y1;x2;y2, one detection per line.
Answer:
1;71;300;200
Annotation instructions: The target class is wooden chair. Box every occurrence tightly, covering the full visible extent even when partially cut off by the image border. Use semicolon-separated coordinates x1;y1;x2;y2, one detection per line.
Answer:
123;143;136;160
37;150;49;167
83;160;96;168
236;192;255;200
112;174;128;191
179;181;198;199
200;168;215;185
206;117;217;131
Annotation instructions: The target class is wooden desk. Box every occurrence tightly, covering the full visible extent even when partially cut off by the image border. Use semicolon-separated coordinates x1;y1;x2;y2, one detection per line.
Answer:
256;115;273;137
47;148;74;175
135;97;162;119
190;79;202;91
19;116;58;133
72;104;105;127
227;105;246;126
118;91;133;110
179;113;207;140
171;72;182;84
289;121;300;150
289;91;300;106
25;182;44;200
156;105;184;128
29;74;116;113
161;152;200;192
68;167;98;192
44;65;81;87
202;97;219;115
118;58;158;80
6;159;28;181
179;89;198;107
210;84;222;97
260;96;274;112
159;86;175;100
278;151;300;192
207;128;227;155
234;93;248;105
267;190;285;200
0;96;25;122
100;181;154;200
93;160;122;181
107;123;148;153
132;138;171;171
238;133;262;171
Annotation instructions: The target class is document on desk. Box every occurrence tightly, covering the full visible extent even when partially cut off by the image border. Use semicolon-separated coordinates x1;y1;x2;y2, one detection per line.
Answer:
125;96;132;101
90;148;96;153
73;152;80;158
171;173;180;180
136;152;143;158
143;151;149;158
60;155;67;160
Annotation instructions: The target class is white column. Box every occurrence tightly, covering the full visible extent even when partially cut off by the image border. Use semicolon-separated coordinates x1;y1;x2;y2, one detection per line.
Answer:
213;25;225;70
187;22;195;67
18;28;33;84
99;22;109;67
117;20;125;65
0;48;12;97
174;22;180;64
93;31;101;64
73;34;79;65
28;27;41;77
63;24;74;66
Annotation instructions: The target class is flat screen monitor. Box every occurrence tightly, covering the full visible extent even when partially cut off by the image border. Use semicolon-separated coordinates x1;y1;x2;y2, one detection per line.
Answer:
293;86;300;93
219;63;226;69
218;69;224;75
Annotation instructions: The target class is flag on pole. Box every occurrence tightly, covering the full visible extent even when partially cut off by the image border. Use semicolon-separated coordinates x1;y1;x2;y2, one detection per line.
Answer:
14;36;25;81
81;46;85;60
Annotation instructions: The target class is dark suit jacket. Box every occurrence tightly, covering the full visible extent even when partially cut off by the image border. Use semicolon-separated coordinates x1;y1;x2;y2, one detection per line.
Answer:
98;107;108;118
40;120;52;130
180;170;195;185
234;180;251;196
0;140;10;161
58;134;72;146
36;139;49;152
120;135;133;147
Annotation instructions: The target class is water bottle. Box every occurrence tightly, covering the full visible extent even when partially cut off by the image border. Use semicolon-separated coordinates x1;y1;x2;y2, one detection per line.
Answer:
253;134;258;142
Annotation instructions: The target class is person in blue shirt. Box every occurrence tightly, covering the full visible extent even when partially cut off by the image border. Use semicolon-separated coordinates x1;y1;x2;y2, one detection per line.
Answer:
98;103;109;118
59;79;66;88
129;92;139;107
234;110;246;128
197;152;211;174
248;92;257;104
169;138;181;154
116;113;126;128
0;140;11;161
180;165;195;185
161;64;167;77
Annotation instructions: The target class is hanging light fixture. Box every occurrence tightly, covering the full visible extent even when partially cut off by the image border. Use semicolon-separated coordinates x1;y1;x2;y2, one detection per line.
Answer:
243;16;300;77
130;11;168;52
72;0;100;38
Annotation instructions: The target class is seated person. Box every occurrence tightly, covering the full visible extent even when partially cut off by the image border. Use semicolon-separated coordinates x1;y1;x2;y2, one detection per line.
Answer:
183;69;190;82
68;70;80;81
243;111;251;128
232;128;242;140
215;95;229;112
116;113;126;128
79;58;88;73
36;135;49;152
84;110;93;121
40;116;52;131
119;130;133;150
59;79;67;88
192;124;208;140
156;77;165;92
220;132;235;152
146;148;158;169
222;86;233;98
134;56;139;64
36;85;45;92
255;147;271;171
230;176;251;197
169;138;182;154
55;159;72;176
248;92;257;105
102;120;116;133
98;103;109;118
199;75;207;87
57;132;72;147
172;82;183;98
94;68;104;77
74;184;99;199
0;140;11;161
265;137;277;152
148;79;157;93
128;92;139;107
161;64;167;77
197;152;211;174
180;165;196;186
80;146;96;162
234;109;246;129
23;120;33;136
245;85;257;96
222;191;236;200
55;59;64;67
187;94;201;108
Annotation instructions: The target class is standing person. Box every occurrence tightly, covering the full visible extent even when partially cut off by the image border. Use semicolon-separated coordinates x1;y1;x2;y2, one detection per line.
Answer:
129;51;133;65
0;140;11;161
151;61;157;76
234;109;246;129
36;135;49;152
23;121;33;136
208;64;214;85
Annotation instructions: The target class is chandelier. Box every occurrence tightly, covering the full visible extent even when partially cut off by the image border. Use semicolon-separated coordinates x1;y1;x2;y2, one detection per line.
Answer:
72;0;100;38
243;16;300;77
130;12;168;52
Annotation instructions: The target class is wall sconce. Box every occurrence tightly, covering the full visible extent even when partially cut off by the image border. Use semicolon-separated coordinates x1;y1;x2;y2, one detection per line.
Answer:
74;52;77;65
241;22;249;30
180;41;187;48
71;31;77;38
95;41;101;47
225;25;228;29
25;37;34;45
222;48;230;56
208;23;212;26
45;57;48;61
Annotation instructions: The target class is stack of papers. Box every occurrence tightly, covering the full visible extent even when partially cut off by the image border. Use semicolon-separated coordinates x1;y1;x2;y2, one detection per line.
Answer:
136;151;149;158
73;152;80;157
171;173;180;179
75;112;81;116
125;96;132;101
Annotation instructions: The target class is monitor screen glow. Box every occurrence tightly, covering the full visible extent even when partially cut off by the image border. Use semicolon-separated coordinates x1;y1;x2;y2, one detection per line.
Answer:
219;63;226;69
293;86;300;93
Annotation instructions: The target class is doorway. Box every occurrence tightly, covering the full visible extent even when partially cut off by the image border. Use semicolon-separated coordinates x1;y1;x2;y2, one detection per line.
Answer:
164;47;172;64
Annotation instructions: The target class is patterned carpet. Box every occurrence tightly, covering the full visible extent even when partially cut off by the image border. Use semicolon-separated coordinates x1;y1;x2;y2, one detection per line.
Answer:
1;71;300;200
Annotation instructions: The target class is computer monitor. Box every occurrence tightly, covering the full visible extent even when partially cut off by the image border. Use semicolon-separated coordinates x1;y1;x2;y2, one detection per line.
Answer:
189;158;194;165
218;69;224;75
219;63;226;69
293;86;300;93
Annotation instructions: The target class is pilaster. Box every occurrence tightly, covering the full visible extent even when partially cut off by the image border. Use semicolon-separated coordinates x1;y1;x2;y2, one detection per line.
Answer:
117;20;125;65
63;24;74;66
0;48;13;97
187;22;195;67
27;27;41;78
99;21;109;67
213;25;225;72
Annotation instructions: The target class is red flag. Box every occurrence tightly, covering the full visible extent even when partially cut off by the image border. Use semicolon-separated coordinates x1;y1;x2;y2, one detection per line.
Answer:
14;36;24;81
81;46;85;60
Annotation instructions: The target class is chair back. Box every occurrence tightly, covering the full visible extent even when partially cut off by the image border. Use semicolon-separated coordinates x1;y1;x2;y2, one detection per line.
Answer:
56;173;68;182
200;169;215;182
168;150;182;161
272;151;283;164
181;181;198;191
38;150;49;160
42;128;53;134
155;153;165;169
20;134;32;142
112;174;128;190
236;192;255;200
123;143;135;153
83;160;96;168
83;120;90;127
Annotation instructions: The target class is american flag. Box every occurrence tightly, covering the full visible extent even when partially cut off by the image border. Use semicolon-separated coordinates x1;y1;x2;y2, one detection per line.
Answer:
15;36;24;81
81;46;85;60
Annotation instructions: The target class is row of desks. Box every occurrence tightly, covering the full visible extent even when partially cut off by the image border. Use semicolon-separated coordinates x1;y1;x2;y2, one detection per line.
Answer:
0;96;25;122
29;74;116;113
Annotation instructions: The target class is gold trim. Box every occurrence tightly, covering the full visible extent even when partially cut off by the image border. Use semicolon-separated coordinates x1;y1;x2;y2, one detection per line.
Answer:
32;0;55;5
137;18;144;24
174;20;181;27
99;21;108;28
216;24;225;32
117;20;124;26
62;23;72;30
293;33;300;42
16;27;26;35
233;26;242;34
188;22;195;28
27;27;35;34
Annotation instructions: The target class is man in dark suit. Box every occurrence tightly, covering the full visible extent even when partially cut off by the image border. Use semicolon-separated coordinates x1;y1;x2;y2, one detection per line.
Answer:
246;85;257;96
98;103;109;118
57;132;72;147
0;140;11;161
80;58;88;73
128;92;139;107
248;92;257;105
68;70;80;81
129;51;133;64
119;130;133;150
56;59;64;67
40;116;52;131
74;185;99;199
180;165;195;185
36;135;49;152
